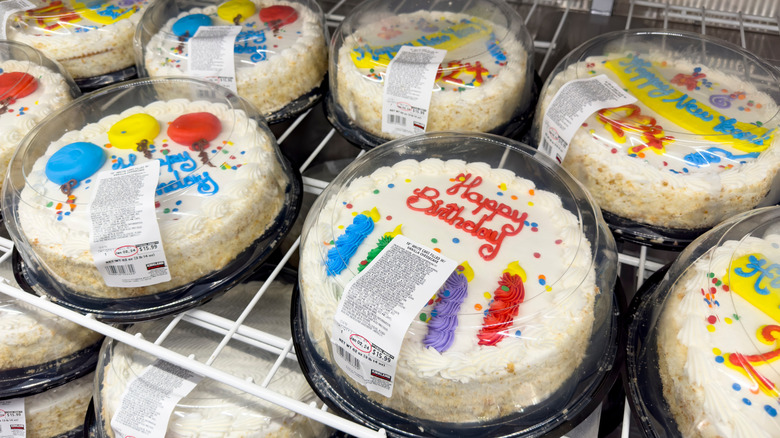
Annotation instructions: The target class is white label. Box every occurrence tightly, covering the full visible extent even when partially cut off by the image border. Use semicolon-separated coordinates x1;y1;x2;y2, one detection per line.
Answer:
188;26;242;93
539;75;636;163
89;160;171;288
381;46;447;137
331;235;456;397
0;0;34;40
110;359;202;438
0;398;25;438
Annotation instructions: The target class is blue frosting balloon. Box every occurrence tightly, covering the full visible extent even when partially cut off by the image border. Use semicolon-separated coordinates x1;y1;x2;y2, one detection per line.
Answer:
172;14;212;38
45;142;106;185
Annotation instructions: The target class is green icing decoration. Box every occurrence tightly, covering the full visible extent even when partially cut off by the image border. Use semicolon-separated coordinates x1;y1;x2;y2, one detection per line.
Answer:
357;234;393;272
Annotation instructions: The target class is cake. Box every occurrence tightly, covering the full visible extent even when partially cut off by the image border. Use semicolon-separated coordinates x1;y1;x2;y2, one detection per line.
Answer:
25;372;94;438
299;156;604;422
13;98;288;299
333;9;531;140
143;0;328;120
98;279;327;437
0;294;102;372
657;234;780;437
0;59;74;194
536;51;780;230
7;0;151;79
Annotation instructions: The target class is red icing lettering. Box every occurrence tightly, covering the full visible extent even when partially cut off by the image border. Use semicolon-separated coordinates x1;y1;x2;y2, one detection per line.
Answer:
406;175;528;261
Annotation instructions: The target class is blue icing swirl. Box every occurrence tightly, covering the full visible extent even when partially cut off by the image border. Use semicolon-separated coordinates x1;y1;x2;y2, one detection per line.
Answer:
172;14;212;38
325;214;374;276
45;142;106;185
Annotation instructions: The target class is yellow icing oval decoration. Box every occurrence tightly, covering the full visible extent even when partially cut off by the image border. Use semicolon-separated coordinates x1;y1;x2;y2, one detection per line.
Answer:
75;2;137;26
108;114;160;150
504;261;527;283
217;0;255;23
458;261;475;282
385;224;403;238
362;207;380;222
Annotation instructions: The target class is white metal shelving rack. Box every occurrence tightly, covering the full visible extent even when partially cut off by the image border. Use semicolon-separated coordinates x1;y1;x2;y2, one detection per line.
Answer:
0;1;778;437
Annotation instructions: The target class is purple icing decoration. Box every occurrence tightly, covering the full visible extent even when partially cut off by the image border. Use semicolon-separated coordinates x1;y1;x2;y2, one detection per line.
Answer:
709;94;733;109
424;271;469;352
325;214;374;276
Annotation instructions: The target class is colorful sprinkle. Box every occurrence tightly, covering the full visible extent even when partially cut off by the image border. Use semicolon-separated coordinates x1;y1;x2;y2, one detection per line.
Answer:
388;183;394;188
765;406;777;417
483;292;492;299
733;383;741;391
373;189;379;194
707;315;717;324
431;238;438;243
452;238;459;243
715;355;724;363
707;325;715;332
533;252;540;258
474;304;482;311
743;398;752;406
419;313;427;321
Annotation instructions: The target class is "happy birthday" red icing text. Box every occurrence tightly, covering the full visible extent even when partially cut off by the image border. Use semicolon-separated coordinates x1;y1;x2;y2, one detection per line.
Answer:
406;173;528;261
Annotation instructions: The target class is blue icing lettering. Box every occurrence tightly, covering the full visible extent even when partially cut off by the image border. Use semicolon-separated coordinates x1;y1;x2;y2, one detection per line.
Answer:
156;170;219;196
618;56;675;97
713;116;768;146
416;34;451;47
661;94;714;122
486;33;505;62
157;151;197;173
683;147;760;167
734;254;780;295
112;153;137;170
234;30;268;61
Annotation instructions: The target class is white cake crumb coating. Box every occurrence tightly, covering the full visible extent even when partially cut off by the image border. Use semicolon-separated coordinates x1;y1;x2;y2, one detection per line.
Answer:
26;372;94;438
300;158;599;422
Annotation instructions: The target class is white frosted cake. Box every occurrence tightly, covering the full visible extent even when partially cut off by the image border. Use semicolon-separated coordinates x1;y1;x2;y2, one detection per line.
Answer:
0;296;102;371
538;53;780;230
8;0;151;79
99;280;327;437
144;0;327;119
299;158;600;422
657;235;780;437
335;10;530;140
0;59;73;193
15;99;287;298
25;372;94;438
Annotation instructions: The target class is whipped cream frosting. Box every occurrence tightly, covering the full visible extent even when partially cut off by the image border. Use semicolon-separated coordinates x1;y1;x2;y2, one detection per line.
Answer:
144;0;327;117
16;98;287;298
659;235;780;437
299;157;598;420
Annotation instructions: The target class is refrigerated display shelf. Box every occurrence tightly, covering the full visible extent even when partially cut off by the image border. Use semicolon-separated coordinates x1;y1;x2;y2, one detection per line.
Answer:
0;1;777;437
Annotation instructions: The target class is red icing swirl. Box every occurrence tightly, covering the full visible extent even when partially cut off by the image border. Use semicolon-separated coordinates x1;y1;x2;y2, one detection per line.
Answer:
477;272;525;346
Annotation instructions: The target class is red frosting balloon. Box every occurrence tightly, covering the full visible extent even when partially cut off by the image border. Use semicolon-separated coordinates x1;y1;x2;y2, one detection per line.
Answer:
259;5;298;27
0;72;38;101
167;112;222;148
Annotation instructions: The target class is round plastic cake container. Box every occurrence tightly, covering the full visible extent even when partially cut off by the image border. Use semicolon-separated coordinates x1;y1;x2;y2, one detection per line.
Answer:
5;0;152;90
135;0;328;124
94;285;329;438
0;290;102;399
1;77;302;322
325;0;537;149
0;40;80;222
626;206;780;437
294;132;621;437
533;30;780;249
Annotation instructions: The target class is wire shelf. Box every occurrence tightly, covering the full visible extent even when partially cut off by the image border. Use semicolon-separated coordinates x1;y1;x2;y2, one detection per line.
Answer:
0;1;778;437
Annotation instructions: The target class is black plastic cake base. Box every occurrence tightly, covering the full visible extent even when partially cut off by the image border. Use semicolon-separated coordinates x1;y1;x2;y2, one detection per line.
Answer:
603;211;711;251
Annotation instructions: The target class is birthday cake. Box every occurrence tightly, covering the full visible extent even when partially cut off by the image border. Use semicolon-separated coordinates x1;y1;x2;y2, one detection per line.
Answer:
7;0;151;79
142;0;327;120
13;98;288;299
299;152;607;423
0;59;74;194
25;372;94;438
333;8;532;140
536;36;780;230
657;234;780;437
98;281;327;437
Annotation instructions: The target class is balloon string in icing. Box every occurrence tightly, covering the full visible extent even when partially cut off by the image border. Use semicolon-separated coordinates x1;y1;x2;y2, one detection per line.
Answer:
424;264;471;353
477;264;526;346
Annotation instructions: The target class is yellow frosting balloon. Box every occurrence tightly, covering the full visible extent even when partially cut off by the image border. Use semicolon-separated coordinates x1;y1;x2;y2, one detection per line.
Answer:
385;224;403;238
362;207;381;223
457;261;475;282
108;114;160;150
217;0;256;23
503;261;527;283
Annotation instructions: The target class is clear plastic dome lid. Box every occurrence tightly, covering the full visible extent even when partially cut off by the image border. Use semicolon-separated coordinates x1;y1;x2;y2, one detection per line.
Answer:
6;0;152;82
0;291;102;399
534;30;780;238
2;77;301;322
95;277;328;438
23;371;94;438
0;40;79;196
296;132;620;436
135;0;328;123
627;206;780;437
326;0;536;148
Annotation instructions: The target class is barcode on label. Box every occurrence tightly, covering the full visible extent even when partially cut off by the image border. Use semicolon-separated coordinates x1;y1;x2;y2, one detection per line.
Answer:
387;114;406;125
539;139;552;156
105;264;136;275
336;345;361;370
